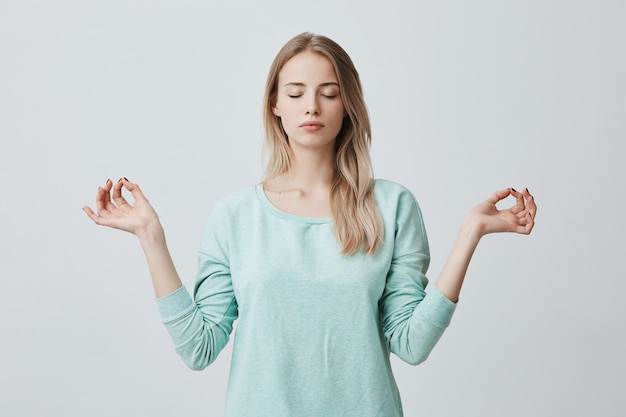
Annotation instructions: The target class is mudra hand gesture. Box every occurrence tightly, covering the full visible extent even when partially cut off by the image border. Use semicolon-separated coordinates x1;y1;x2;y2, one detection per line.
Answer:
83;178;162;238
466;187;536;237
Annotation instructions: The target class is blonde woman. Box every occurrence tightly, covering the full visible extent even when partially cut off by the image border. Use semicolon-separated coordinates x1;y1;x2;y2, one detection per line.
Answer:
84;32;536;416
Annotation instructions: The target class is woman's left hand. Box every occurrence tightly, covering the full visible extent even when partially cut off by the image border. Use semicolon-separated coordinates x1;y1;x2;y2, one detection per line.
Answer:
466;188;536;237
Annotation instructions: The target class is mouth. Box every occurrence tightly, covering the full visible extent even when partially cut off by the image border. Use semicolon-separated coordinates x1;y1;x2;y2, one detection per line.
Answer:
300;121;324;131
300;121;324;127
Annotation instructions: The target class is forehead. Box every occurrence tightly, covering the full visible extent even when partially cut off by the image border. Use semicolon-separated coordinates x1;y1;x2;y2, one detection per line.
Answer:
278;51;338;84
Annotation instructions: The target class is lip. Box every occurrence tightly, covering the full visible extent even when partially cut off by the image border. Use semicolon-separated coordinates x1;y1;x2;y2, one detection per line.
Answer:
300;121;324;131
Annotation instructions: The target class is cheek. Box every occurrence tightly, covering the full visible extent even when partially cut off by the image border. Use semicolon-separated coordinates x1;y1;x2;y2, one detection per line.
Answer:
332;103;347;123
277;99;298;118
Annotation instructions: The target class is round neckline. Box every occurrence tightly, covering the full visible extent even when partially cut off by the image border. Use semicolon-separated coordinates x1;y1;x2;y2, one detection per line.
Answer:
255;185;332;224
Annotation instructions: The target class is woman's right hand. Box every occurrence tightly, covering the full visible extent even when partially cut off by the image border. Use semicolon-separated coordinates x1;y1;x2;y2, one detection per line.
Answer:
83;178;161;237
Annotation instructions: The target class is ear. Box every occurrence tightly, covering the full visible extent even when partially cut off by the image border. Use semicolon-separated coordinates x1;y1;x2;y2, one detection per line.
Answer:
271;96;281;117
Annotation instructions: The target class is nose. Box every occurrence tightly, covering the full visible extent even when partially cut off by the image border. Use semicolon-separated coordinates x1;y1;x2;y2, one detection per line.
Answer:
306;95;320;115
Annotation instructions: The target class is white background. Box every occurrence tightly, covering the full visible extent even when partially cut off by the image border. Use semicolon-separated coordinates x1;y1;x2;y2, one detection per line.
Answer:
1;0;624;416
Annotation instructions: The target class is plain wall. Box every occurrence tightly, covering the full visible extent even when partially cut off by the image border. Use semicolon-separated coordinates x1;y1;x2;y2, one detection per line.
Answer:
1;0;624;415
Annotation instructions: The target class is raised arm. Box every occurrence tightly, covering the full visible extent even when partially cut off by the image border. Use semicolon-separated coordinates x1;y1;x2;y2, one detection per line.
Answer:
83;178;183;297
435;187;536;302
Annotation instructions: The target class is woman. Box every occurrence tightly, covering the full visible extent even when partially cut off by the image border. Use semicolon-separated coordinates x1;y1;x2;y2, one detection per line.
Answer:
83;32;536;416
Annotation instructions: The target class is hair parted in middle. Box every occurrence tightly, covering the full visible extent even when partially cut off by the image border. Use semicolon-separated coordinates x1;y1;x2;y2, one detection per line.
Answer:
262;32;384;255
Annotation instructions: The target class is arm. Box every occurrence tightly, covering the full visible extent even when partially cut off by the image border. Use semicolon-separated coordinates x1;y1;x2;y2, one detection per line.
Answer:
435;187;536;302
380;188;456;365
382;186;536;365
83;178;236;369
83;178;182;297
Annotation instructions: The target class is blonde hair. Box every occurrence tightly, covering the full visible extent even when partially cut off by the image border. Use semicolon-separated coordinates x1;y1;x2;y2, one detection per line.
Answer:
262;32;383;255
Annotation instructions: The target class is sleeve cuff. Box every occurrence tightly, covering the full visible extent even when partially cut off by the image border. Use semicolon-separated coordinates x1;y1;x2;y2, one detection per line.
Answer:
156;285;195;322
418;286;457;329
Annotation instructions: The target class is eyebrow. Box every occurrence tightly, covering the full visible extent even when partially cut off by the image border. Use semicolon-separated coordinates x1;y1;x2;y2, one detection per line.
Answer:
284;82;339;88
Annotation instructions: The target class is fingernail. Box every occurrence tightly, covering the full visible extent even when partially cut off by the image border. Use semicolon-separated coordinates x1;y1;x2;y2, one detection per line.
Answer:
123;177;129;181
118;178;123;183
526;188;532;196
511;187;517;192
106;179;111;183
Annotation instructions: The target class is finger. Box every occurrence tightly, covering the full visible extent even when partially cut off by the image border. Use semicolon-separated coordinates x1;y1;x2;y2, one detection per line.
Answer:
511;188;526;214
488;188;513;205
102;179;118;212
524;188;537;219
514;188;536;220
83;206;110;226
82;205;96;219
517;209;535;235
515;223;533;235
112;178;131;207
520;216;535;234
120;177;148;202
95;181;114;215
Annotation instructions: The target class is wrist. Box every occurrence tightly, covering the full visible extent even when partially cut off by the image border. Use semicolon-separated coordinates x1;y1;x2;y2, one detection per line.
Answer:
136;221;166;246
459;217;484;244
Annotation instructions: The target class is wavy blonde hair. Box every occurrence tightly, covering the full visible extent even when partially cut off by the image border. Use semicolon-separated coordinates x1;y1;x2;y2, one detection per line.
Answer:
262;32;383;255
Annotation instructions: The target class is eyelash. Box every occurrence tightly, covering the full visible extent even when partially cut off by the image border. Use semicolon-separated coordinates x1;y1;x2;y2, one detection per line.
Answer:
287;94;337;99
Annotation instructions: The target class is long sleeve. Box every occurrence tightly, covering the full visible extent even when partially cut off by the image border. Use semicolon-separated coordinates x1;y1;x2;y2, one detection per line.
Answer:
378;184;457;365
153;182;457;416
156;201;238;370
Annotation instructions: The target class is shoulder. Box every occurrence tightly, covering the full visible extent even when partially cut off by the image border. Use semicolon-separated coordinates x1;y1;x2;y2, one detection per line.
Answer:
373;178;413;196
200;185;261;241
373;179;428;230
373;179;421;210
206;184;260;221
374;179;429;250
215;184;258;207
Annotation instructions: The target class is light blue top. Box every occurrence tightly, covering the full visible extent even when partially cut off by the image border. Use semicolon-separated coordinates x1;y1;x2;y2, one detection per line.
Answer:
157;179;457;417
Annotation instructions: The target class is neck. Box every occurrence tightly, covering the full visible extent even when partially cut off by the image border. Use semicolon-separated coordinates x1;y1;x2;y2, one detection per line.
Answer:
271;145;336;192
291;148;334;185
